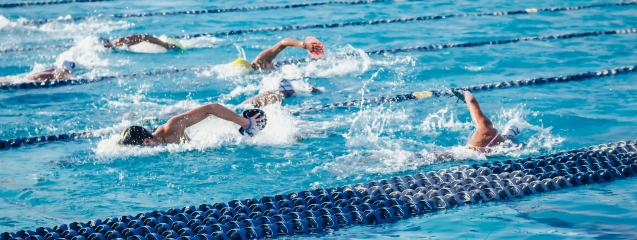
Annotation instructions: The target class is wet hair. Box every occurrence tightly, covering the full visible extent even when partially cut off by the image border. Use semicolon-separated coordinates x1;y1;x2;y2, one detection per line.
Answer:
119;126;152;146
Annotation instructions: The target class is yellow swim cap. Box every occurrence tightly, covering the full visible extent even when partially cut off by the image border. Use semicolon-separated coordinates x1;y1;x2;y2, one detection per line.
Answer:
233;59;253;71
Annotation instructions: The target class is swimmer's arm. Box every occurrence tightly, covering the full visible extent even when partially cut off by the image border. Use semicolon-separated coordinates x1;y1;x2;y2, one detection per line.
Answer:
463;91;494;130
164;103;255;132
252;38;322;67
111;34;172;49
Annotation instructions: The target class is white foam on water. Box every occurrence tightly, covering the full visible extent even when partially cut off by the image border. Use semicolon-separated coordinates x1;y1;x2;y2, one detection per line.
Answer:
0;15;17;30
127;42;168;54
178;36;225;50
56;36;124;71
34;18;132;34
317;102;564;177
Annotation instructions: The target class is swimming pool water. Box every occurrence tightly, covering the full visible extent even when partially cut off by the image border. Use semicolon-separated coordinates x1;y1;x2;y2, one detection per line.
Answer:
1;0;637;238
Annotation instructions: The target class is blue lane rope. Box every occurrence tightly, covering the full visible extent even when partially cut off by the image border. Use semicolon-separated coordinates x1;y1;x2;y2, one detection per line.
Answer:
2;64;636;150
2;28;636;92
0;126;160;150
0;0;112;8
21;0;400;26
1;139;635;239
3;1;636;53
0;44;75;54
291;64;637;115
274;28;637;67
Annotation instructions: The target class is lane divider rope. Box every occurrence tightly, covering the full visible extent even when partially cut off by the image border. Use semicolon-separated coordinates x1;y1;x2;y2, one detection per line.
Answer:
0;0;112;8
21;0;399;26
1;64;635;150
1;139;636;239
2;28;636;92
3;1;636;53
274;28;637;67
291;64;637;115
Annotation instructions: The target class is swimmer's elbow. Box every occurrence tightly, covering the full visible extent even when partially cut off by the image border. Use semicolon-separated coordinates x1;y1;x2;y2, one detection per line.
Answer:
204;103;222;113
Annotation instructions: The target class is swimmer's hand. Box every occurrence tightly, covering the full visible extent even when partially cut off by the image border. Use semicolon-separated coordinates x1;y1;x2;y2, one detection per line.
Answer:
304;41;323;53
449;88;466;104
249;113;267;129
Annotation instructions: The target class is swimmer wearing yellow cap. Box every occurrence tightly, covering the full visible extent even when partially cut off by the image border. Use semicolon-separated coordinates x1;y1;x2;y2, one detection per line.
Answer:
233;38;324;107
232;38;324;72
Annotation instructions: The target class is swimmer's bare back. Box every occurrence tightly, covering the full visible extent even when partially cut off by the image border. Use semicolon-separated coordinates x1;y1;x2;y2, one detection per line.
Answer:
462;91;504;151
26;68;71;81
251;38;323;71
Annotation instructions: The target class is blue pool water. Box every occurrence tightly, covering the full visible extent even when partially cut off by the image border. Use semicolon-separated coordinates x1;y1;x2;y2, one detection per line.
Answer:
2;0;637;238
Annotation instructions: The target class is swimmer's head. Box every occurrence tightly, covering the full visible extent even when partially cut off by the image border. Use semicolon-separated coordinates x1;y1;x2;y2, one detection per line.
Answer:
118;126;153;146
232;59;253;74
97;37;111;48
62;61;76;73
239;109;267;137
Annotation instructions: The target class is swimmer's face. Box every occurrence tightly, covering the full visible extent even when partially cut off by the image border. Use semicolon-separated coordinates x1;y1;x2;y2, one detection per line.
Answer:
142;137;162;147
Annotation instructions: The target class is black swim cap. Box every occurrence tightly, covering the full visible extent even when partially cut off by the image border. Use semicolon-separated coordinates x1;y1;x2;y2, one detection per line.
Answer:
239;109;267;136
119;126;153;145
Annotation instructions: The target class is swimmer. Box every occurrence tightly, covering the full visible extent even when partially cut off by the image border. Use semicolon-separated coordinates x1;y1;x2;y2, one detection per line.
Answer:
454;89;520;153
362;89;521;162
119;103;266;146
99;34;184;52
423;89;520;160
236;38;324;107
17;60;76;82
233;37;324;72
242;78;320;108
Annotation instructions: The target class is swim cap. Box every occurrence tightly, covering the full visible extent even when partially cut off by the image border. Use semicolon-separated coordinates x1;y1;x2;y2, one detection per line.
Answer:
62;60;76;72
502;124;521;141
233;59;253;71
277;79;294;92
119;126;153;145
166;37;185;51
239;109;267;136
278;79;295;97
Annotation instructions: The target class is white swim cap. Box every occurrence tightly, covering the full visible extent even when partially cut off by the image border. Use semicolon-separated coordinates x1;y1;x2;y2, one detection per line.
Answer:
62;61;76;72
502;124;521;141
277;79;294;92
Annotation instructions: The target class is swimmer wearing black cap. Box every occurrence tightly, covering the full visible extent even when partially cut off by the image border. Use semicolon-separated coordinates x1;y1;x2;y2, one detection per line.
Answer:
98;34;184;51
119;103;265;146
20;60;76;82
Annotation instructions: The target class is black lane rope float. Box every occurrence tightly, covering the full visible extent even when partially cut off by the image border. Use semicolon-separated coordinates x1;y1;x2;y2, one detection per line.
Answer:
21;0;402;26
3;1;637;54
0;0;112;8
274;28;637;67
291;64;637;115
1;139;636;240
2;64;636;150
2;28;636;93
